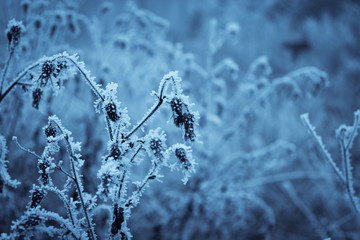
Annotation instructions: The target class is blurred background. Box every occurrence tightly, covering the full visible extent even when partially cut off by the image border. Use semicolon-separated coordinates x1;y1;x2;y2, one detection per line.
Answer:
1;0;360;239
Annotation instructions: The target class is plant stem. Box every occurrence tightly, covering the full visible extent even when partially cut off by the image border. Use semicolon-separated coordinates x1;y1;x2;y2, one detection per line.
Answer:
0;54;105;103
124;80;168;140
340;136;360;214
53;121;96;240
0;48;14;95
0;61;39;103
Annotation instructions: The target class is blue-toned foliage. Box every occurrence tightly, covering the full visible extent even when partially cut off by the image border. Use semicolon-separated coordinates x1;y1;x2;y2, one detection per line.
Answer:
1;0;360;239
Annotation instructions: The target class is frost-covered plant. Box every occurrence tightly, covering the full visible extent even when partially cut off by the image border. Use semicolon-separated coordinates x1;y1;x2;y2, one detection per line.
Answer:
0;135;20;195
301;110;360;214
0;43;198;239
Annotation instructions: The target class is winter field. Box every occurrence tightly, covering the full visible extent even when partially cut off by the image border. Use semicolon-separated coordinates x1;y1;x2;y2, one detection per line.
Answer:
0;0;360;239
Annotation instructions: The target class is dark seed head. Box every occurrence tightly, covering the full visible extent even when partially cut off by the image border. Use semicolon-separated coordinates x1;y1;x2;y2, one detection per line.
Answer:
42;61;54;79
32;88;42;109
106;102;120;122
7;24;22;47
175;148;190;170
170;97;184;127
38;159;51;185
30;188;45;208
184;113;196;142
110;144;121;160
150;138;163;159
44;125;56;138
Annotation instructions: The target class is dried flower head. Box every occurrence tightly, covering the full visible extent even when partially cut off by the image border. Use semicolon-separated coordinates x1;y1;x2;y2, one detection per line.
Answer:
172;144;196;184
6;19;25;49
110;143;122;160
145;128;167;162
170;97;184;127
29;186;46;208
169;95;198;142
106;102;120;122
32;88;42;109
183;113;196;142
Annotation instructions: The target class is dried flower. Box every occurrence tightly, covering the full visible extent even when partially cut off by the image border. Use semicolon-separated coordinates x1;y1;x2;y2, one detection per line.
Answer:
106;102;120;122
38;158;51;185
183;113;196;142
6;19;25;49
41;61;55;80
30;187;46;208
44;124;57;138
170;97;184;127
175;148;190;170
172;144;196;184
110;144;121;160
32;88;42;109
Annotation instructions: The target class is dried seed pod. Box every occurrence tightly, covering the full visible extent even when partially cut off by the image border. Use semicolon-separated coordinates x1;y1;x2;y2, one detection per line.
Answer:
6;19;25;49
150;138;163;159
183;113;196;142
30;188;46;208
44;125;56;138
175;148;190;170
32;88;42;109
110;144;121;160
170;97;184;127
106;102;120;122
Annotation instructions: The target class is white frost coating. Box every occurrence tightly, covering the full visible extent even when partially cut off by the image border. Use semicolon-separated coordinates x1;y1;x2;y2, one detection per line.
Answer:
300;113;346;184
169;143;196;184
0;135;20;189
159;70;183;97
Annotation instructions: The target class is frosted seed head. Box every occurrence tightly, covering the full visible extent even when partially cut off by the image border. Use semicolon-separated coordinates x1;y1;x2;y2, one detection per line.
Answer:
175;148;189;169
184;113;196;142
110;144;122;160
106;102;120;122
30;187;46;208
41;61;55;79
170;97;185;127
32;88;42;109
6;19;25;49
44;124;57;139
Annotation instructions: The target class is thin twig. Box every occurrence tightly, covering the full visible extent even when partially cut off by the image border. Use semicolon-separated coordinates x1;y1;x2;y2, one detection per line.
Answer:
125;80;168;140
301;113;346;185
106;116;114;141
12;136;41;158
0;48;14;94
340;134;360;214
52;120;96;240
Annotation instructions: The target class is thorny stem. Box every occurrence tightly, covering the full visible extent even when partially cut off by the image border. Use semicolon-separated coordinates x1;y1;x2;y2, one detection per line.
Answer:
0;48;14;94
0;54;105;103
12;136;41;159
124;78;169;140
67;137;96;240
44;186;77;231
52;121;96;240
116;145;143;202
13;135;80;237
56;164;75;181
301;115;346;185
125;163;158;208
345;111;360;150
0;61;39;103
66;57;104;101
339;133;360;214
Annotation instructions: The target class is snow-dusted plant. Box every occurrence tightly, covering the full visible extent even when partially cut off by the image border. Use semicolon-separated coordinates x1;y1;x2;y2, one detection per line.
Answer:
301;110;360;214
0;45;198;239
